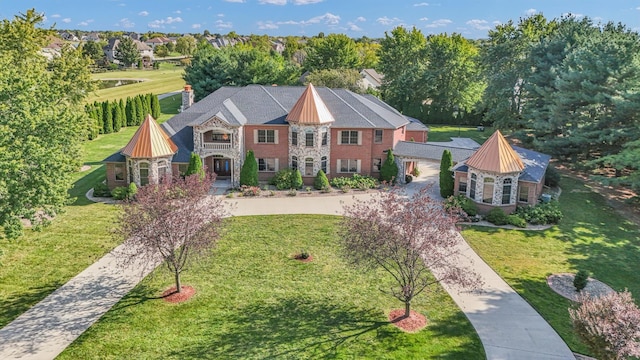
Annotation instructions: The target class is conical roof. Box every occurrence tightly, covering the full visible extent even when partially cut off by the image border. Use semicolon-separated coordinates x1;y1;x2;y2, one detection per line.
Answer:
121;114;178;158
465;130;524;173
285;83;335;124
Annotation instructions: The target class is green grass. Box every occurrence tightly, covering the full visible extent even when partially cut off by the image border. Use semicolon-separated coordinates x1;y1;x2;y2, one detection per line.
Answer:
89;63;185;103
58;215;484;359
427;125;495;144
461;176;640;355
0;95;182;326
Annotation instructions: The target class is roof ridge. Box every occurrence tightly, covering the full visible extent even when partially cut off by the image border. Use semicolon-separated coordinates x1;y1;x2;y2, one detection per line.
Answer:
258;85;288;113
326;88;375;127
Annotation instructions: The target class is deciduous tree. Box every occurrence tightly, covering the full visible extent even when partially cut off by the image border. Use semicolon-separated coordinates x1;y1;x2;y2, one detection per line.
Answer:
340;187;480;318
176;35;197;56
305;68;363;93
304;33;360;72
117;174;226;293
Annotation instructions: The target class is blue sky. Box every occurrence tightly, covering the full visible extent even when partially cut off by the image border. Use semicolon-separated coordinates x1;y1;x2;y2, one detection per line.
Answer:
2;0;640;39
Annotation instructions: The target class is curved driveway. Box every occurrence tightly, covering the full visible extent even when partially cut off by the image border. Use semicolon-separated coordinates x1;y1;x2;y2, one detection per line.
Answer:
0;166;574;359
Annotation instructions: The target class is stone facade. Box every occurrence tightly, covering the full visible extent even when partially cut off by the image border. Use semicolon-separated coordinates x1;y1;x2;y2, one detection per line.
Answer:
127;155;174;186
288;124;331;177
193;117;243;187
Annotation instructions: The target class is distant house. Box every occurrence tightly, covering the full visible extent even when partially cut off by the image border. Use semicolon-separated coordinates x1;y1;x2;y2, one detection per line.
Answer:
145;37;173;49
360;69;383;90
59;31;79;42
103;38;154;66
104;83;429;189
82;32;101;42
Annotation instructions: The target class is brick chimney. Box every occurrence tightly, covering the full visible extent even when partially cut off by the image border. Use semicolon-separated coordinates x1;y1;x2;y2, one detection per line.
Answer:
182;85;194;110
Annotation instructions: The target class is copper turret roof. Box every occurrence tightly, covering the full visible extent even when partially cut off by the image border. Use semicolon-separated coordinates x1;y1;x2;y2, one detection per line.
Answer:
121;114;178;158
465;130;524;173
285;83;335;124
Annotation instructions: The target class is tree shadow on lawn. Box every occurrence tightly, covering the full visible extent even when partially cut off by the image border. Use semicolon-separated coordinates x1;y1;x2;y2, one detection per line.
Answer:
167;296;482;359
0;281;64;328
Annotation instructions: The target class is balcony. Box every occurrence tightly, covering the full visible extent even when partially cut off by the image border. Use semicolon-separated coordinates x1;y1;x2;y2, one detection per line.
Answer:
203;142;232;150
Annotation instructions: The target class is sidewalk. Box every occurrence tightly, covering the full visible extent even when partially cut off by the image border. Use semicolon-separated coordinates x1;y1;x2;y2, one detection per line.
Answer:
0;171;575;359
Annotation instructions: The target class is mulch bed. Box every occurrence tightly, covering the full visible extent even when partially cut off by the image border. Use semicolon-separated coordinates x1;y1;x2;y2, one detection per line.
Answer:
388;309;427;333
162;285;196;303
547;273;614;302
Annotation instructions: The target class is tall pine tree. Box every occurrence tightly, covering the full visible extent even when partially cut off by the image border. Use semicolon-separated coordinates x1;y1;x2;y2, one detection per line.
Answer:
239;150;258;186
102;101;113;134
439;149;454;197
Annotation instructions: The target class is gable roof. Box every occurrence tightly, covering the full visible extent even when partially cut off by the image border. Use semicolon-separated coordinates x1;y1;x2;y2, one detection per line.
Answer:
465;130;524;173
286;83;335;124
121;114;178;158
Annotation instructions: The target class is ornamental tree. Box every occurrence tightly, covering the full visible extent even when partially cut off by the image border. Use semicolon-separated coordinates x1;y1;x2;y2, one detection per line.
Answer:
570;290;640;360
116;174;226;293
439;149;454;197
340;186;481;318
239;150;258;186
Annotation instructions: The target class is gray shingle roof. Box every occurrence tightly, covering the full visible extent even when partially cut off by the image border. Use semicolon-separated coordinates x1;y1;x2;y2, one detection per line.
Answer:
394;140;478;162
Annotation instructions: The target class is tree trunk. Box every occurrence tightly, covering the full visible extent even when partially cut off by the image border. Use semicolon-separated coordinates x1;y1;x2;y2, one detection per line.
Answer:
404;301;411;318
175;271;182;293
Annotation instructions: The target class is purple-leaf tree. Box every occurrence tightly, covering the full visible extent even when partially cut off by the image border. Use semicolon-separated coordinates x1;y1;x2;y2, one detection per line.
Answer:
116;173;226;293
340;186;480;318
569;290;640;360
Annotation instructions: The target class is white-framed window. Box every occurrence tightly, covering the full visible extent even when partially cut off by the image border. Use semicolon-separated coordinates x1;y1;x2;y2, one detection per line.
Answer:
502;178;512;205
157;160;168;181
305;157;314;176
305;131;314;147
372;158;382;172
519;185;529;203
139;162;150;186
459;176;467;193
292;130;298;146
321;156;327;174
483;177;494;204
258;158;278;172
339;130;361;145
291;156;298;170
321;130;328;146
114;163;125;181
256;129;277;144
470;173;477;200
338;159;360;173
374;129;383;143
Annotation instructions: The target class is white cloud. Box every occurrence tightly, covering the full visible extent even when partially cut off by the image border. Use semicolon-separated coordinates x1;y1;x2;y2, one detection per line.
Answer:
466;19;491;31
258;21;279;30
419;17;429;21
376;16;402;26
293;0;324;4
414;2;429;6
118;3;126;6
215;20;233;29
524;8;538;16
175;10;182;14
138;11;149;16
51;14;61;18
224;0;245;2
148;16;183;29
115;18;135;28
562;12;584;19
355;16;366;22
424;19;452;28
192;23;202;29
259;0;287;4
276;12;340;27
218;13;225;17
347;22;363;31
78;19;94;27
62;18;71;23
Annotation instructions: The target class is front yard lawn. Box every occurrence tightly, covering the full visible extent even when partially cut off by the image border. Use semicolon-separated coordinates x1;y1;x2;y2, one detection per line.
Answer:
462;175;640;355
58;215;484;359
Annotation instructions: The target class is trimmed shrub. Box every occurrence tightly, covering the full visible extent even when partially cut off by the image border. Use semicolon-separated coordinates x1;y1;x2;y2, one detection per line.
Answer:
544;165;561;187
507;214;527;228
515;201;563;225
486;207;508;226
330;174;378;190
93;183;112;197
444;194;478;217
573;270;590;292
270;168;296;190
127;182;137;199
439;149;454;197
293;169;303;189
240;185;260;197
185;152;205;179
239;150;258;186
380;149;398;183
314;170;329;190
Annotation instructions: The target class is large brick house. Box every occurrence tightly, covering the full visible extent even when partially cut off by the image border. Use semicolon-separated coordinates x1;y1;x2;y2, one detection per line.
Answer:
104;83;429;189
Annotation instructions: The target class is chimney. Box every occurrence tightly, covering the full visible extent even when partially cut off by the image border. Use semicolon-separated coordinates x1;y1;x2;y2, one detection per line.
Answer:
182;85;194;110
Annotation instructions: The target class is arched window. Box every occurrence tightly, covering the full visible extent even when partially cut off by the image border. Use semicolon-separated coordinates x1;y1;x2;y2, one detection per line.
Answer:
469;173;477;200
305;157;314;176
291;156;298;170
321;156;327;174
158;160;168;182
483;177;494;204
139;162;150;186
502;178;512;205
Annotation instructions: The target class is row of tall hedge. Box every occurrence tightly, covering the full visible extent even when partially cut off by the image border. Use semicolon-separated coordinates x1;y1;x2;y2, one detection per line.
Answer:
84;93;160;140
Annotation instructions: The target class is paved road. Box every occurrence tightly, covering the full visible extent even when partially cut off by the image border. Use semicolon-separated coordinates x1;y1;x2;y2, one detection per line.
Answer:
0;163;574;359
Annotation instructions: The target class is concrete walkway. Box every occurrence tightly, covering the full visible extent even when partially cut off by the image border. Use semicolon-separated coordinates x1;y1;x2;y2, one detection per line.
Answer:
0;167;574;359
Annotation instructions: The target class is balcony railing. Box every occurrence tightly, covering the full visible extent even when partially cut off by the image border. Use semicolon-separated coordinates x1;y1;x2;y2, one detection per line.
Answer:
203;142;232;150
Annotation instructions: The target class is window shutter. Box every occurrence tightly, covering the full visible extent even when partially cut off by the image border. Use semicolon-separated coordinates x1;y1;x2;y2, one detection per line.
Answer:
275;158;279;172
253;129;258;144
356;160;361;173
274;129;279;144
337;131;342;145
357;131;362;145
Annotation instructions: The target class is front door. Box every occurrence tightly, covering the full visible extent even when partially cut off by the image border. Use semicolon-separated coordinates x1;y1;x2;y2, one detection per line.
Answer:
213;158;231;177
